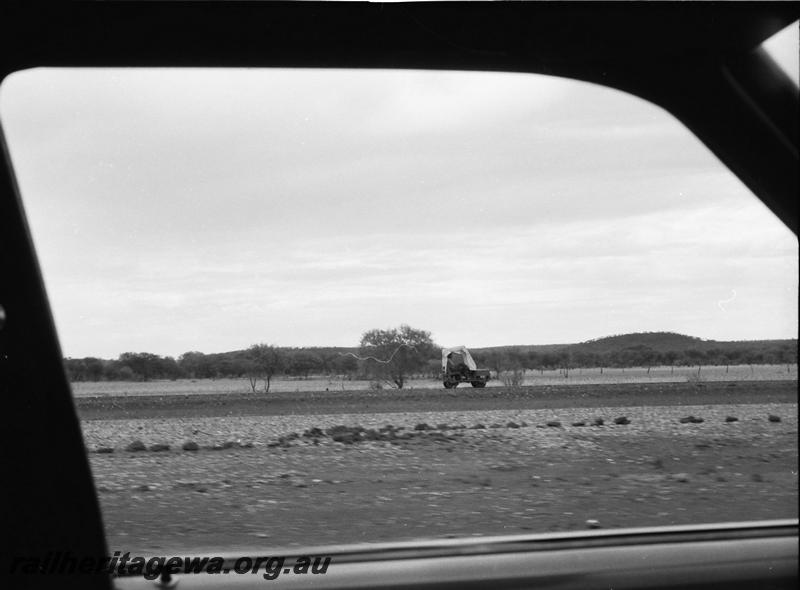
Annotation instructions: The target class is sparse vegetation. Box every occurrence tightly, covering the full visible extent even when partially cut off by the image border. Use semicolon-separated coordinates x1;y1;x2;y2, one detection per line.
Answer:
63;332;796;393
501;369;525;389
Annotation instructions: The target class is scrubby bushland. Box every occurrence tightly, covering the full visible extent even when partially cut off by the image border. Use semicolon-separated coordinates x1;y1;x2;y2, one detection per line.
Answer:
64;331;795;383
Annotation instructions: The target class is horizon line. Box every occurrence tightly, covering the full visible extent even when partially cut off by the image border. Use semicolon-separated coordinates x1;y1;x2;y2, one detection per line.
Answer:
62;331;799;360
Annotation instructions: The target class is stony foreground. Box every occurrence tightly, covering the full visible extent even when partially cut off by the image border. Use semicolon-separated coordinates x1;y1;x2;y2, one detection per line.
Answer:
82;397;798;554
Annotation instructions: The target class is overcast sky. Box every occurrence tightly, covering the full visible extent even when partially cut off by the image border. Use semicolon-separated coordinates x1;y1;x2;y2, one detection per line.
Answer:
1;25;797;359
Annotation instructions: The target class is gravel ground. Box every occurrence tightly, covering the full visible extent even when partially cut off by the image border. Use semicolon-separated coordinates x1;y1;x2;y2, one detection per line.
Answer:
82;403;796;451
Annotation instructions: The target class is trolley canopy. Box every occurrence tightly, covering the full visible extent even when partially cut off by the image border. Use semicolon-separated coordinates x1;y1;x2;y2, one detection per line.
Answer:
442;346;478;372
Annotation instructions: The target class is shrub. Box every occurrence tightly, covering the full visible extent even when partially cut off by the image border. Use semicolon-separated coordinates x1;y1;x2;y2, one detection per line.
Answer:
182;440;199;451
501;369;525;388
125;440;147;452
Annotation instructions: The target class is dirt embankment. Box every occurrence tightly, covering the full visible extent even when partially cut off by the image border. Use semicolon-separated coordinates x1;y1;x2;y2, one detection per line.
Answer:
76;380;797;420
86;399;798;554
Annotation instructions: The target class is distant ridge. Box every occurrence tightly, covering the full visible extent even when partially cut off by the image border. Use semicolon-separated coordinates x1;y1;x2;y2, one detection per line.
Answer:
472;331;796;356
581;331;702;350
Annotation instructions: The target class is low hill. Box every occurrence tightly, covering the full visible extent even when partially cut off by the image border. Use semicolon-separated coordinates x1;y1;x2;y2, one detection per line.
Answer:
469;332;796;372
576;332;703;353
475;332;795;356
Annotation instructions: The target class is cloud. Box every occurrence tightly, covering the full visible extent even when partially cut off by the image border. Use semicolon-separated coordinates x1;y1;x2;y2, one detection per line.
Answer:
1;67;796;357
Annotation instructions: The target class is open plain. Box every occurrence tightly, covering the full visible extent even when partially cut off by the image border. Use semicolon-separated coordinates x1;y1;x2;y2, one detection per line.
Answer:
77;379;798;555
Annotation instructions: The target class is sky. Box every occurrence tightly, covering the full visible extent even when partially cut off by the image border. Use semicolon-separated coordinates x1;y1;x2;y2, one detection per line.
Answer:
1;24;797;359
